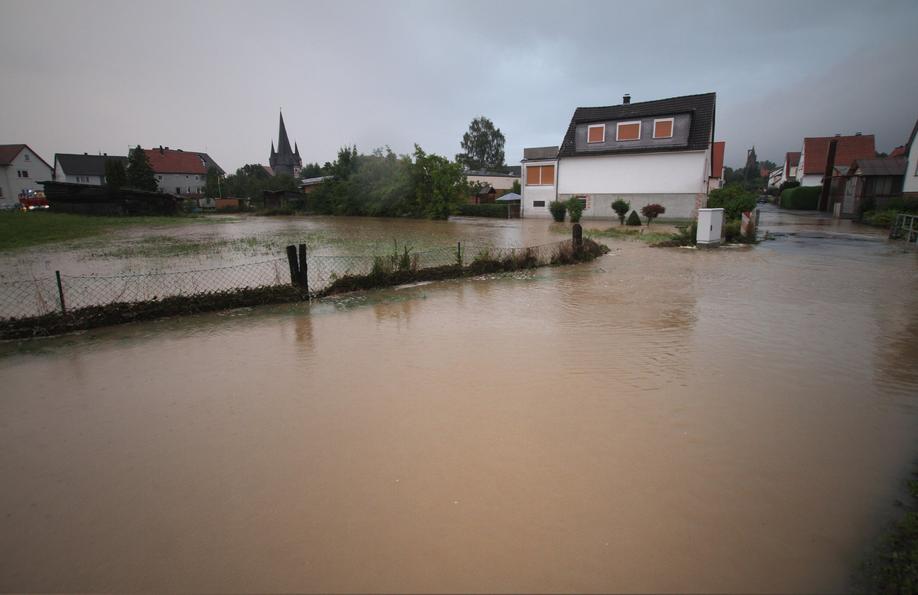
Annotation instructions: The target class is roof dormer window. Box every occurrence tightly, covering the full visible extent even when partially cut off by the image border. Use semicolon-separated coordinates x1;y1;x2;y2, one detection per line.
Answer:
587;124;605;144
616;121;641;141
653;118;674;139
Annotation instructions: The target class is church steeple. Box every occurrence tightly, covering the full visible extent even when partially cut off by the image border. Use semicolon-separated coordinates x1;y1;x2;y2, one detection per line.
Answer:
277;111;293;157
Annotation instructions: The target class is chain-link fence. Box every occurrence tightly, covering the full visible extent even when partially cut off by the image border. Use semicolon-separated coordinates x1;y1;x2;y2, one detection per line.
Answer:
0;239;587;322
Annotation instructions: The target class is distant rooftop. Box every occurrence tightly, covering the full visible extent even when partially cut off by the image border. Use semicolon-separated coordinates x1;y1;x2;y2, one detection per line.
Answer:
522;146;559;161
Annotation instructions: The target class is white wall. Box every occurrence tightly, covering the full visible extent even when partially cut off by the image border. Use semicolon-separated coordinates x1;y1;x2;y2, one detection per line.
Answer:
905;140;918;195
0;147;51;208
520;160;556;218
558;150;708;195
799;173;823;187
157;172;205;195
466;174;518;191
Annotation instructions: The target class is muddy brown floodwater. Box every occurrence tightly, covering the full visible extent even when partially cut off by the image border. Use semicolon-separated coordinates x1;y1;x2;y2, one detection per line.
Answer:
1;207;917;592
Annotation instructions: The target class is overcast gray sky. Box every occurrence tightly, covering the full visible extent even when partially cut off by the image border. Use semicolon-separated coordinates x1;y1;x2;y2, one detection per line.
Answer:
2;0;917;172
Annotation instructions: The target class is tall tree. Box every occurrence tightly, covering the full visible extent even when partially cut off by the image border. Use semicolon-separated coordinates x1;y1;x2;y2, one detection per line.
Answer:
127;146;158;191
456;116;506;172
104;158;127;189
204;166;222;198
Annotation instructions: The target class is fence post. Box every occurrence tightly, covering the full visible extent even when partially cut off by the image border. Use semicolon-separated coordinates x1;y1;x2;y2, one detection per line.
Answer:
297;243;309;294
572;223;583;250
456;241;461;267
55;270;66;314
286;245;299;287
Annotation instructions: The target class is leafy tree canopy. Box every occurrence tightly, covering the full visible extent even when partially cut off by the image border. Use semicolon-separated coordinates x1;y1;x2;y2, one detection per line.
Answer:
104;158;127;189
126;146;158;192
456;116;506;172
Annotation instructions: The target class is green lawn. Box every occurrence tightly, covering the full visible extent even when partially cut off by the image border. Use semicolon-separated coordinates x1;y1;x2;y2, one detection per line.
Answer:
0;211;210;252
586;226;676;245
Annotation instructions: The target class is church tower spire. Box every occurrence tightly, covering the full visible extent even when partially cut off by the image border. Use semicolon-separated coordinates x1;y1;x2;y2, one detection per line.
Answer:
268;110;303;177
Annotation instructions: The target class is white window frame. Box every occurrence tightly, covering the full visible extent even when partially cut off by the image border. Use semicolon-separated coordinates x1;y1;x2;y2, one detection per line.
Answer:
653;117;674;139
586;124;605;144
616;121;642;141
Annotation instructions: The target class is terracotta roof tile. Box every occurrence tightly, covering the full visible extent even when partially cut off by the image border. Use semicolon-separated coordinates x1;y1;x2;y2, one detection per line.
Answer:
802;135;875;175
144;148;222;175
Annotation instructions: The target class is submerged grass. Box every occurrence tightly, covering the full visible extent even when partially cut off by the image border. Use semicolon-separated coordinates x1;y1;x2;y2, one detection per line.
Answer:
587;227;676;245
0;211;215;252
859;470;918;593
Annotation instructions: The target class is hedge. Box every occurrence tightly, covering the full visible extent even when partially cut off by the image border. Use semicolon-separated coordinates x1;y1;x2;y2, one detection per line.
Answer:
780;186;821;210
455;203;508;218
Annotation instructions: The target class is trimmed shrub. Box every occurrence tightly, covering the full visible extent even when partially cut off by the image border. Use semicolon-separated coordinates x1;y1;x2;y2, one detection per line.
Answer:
708;183;757;220
626;210;642;226
455;203;508;218
549;200;567;222
779;186;821;210
612;199;630;224
863;210;897;228
641;203;666;225
566;197;585;223
778;180;800;193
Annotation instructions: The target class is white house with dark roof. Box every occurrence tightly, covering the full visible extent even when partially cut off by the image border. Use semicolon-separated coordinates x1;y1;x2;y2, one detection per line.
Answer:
904;118;918;198
521;92;718;219
0;144;52;208
54;153;128;185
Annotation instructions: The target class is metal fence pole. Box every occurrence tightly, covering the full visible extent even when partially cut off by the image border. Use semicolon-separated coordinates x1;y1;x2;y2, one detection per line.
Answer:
286;245;299;287
297;243;309;294
55;270;66;314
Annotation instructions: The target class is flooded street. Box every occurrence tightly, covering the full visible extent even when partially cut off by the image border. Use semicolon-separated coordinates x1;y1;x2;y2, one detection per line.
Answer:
1;209;917;592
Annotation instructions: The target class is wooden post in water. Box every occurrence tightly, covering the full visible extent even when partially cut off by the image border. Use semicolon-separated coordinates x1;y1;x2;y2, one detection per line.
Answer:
286;245;299;287
55;271;66;314
572;223;583;250
456;241;461;267
297;243;309;293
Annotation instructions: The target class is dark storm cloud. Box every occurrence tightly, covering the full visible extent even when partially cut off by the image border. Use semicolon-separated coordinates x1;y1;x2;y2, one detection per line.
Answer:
1;0;916;171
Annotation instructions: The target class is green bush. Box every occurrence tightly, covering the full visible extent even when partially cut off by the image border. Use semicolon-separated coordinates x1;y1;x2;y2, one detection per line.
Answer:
641;203;666;225
882;197;918;213
566;197;585;223
549;200;567;222
708;183;757;220
626;210;642;226
863;210;897;228
778;180;800;193
455;203;508;218
612;199;630;224
779;186;821;210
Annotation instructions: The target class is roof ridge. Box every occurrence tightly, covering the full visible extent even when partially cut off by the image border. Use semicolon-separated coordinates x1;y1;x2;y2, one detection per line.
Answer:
574;91;716;112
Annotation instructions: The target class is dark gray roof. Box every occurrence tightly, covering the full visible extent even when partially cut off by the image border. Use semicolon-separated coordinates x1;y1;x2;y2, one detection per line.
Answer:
55;153;127;176
558;92;716;158
199;153;225;176
850;157;907;177
522;146;559;160
465;169;519;178
507;165;521;176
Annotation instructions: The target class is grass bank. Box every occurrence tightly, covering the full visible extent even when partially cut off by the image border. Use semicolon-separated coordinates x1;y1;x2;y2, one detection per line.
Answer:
586;227;676;244
859;470;918;592
0;211;213;252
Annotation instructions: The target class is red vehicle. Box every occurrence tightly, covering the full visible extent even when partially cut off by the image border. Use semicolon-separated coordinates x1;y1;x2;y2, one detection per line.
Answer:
19;194;49;211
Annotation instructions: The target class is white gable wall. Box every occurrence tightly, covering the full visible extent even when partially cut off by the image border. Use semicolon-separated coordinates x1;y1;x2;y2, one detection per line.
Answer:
905;139;918;196
0;147;51;208
558;151;708;194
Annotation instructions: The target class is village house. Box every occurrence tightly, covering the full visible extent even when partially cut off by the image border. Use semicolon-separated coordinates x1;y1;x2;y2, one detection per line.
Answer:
903;119;918;199
144;147;224;197
833;157;907;217
53;153;128;185
707;141;725;191
783;151;800;184
465;168;520;192
796;134;875;187
521;92;719;219
0;144;52;208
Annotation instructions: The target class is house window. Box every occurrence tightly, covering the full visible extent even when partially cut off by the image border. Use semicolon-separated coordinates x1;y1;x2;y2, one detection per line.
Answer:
526;164;555;186
616;121;641;141
24;154;30;161
533;200;546;207
587;124;605;144
17;170;29;178
653;118;674;139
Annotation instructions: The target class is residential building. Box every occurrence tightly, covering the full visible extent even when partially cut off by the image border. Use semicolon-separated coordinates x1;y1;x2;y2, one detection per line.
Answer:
0;144;52;208
836;157;906;216
269;111;302;178
707;141;725;191
783;151;800;183
768;167;784;190
521;92;717;219
300;176;331;194
144;147;224;197
54;153;128;185
465;168;520;192
903;119;918;198
797;134;875;187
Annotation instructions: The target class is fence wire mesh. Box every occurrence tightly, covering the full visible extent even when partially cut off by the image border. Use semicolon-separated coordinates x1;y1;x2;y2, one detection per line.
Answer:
0;240;577;321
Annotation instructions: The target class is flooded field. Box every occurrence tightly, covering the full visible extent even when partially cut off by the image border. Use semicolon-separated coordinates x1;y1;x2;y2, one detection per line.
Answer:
1;208;917;592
